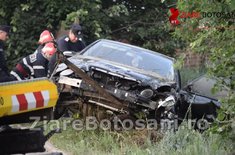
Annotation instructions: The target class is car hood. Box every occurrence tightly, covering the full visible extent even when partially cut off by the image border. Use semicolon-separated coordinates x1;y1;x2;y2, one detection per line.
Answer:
68;55;175;90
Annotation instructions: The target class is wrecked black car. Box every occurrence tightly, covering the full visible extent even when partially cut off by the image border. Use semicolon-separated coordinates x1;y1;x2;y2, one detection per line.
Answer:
53;39;221;126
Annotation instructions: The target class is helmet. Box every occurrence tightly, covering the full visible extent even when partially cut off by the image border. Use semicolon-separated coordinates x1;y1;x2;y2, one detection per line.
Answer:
41;42;57;59
38;30;54;44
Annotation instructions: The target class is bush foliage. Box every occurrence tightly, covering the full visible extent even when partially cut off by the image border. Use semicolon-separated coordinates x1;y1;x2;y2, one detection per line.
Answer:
174;0;235;135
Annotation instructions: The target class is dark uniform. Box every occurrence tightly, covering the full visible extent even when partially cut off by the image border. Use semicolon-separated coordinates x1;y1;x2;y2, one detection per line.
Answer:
48;36;86;76
57;35;86;52
0;40;10;82
0;25;13;82
10;50;49;80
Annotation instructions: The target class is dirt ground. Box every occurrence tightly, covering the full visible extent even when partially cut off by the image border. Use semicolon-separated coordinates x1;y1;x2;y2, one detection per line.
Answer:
44;141;69;155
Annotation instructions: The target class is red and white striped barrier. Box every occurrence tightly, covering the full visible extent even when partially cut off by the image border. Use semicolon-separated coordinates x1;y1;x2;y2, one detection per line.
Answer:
11;90;50;112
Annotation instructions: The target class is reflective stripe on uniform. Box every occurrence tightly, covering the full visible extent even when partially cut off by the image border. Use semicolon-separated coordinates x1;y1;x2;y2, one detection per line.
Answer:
65;37;69;42
10;71;23;81
23;58;34;74
33;66;45;69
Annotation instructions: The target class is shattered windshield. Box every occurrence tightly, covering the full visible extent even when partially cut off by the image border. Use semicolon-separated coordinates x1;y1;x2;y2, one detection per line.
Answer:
82;40;175;81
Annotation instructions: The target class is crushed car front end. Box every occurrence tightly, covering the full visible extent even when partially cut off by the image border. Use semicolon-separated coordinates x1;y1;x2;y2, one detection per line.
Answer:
54;39;220;129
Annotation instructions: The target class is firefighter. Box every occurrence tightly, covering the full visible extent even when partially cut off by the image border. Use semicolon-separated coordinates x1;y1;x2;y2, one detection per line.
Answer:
37;30;55;51
10;42;57;80
0;25;12;82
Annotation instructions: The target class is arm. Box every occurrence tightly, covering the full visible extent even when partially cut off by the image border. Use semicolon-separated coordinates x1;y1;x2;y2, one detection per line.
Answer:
31;53;48;78
57;37;69;52
0;50;9;75
48;53;57;76
33;65;47;78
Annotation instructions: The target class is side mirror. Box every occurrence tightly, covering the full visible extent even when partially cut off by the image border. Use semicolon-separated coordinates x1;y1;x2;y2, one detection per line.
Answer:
183;83;193;92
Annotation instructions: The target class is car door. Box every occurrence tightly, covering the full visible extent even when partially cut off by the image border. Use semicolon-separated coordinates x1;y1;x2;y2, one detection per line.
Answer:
178;75;225;122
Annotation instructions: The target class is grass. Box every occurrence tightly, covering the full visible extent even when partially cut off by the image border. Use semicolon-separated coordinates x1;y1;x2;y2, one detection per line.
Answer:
49;128;155;155
49;121;234;155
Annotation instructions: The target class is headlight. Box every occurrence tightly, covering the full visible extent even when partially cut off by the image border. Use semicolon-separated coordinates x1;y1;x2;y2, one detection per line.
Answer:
140;89;154;99
158;95;175;108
